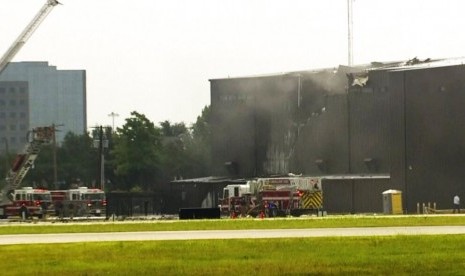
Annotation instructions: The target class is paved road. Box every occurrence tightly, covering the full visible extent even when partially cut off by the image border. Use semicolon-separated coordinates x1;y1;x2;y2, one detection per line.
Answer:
1;226;465;245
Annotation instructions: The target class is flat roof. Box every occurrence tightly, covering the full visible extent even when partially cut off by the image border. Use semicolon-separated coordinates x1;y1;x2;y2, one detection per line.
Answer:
209;57;465;82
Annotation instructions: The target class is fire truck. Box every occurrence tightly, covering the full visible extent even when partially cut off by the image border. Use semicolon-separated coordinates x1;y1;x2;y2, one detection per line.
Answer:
0;187;53;219
51;187;106;217
0;127;55;218
219;176;323;217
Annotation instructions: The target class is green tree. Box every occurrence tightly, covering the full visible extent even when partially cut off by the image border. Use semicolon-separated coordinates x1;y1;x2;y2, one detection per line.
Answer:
112;111;163;191
24;131;98;189
159;121;190;182
0;152;14;189
185;105;212;177
24;144;54;188
160;120;188;137
59;132;98;188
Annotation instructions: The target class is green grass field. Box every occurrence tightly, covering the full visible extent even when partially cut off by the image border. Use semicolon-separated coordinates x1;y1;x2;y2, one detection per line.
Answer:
1;214;465;234
1;235;465;275
1;215;465;275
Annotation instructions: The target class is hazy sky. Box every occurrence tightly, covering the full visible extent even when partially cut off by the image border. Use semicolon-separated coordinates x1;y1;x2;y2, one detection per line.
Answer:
1;0;464;129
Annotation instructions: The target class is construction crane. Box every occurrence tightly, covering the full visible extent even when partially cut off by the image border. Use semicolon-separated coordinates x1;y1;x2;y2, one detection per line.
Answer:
0;0;61;75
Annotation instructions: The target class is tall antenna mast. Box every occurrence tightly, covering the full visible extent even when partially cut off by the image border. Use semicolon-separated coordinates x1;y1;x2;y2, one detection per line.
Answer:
347;0;354;66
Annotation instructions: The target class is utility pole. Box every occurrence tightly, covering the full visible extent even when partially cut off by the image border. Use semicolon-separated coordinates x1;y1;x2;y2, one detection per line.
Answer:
52;124;57;189
347;0;354;66
51;124;63;189
2;138;8;173
100;126;104;190
93;126;108;190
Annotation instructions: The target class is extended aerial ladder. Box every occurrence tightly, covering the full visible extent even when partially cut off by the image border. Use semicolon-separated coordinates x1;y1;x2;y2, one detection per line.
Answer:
1;127;54;204
0;0;61;75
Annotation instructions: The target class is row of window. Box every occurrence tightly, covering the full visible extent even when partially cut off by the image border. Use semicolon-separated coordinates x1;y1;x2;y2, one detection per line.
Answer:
0;136;27;145
0;124;28;131
219;94;250;102
0;112;27;119
0;99;28;106
0;87;27;94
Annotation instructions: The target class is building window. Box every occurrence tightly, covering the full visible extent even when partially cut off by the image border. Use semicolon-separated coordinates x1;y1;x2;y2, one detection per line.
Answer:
19;99;27;105
0;112;5;118
0;87;5;94
10;124;16;131
9;137;16;144
19;87;27;94
9;87;15;94
9;112;16;119
0;100;4;106
20;112;26;119
0;125;5;131
9;100;16;106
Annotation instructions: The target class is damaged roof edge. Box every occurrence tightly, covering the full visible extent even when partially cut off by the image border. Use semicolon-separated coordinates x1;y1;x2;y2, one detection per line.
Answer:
209;57;465;82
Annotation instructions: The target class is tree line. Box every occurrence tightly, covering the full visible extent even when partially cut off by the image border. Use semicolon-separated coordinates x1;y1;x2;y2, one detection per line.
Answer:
0;106;212;193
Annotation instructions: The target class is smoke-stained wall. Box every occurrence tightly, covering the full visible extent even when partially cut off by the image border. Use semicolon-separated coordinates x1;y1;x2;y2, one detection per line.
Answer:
210;78;257;177
292;94;349;175
210;74;302;177
209;62;465;213
348;70;391;174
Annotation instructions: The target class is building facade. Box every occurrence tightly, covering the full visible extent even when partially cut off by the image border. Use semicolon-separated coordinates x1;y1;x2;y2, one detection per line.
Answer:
209;58;465;214
0;62;86;153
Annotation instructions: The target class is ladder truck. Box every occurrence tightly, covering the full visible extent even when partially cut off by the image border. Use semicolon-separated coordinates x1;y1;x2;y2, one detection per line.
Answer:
0;0;61;75
0;0;61;218
220;176;323;218
51;187;107;218
0;127;55;218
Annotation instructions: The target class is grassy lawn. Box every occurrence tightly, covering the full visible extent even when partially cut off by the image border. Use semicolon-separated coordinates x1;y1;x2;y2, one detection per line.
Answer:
1;235;465;275
0;214;464;234
1;215;465;275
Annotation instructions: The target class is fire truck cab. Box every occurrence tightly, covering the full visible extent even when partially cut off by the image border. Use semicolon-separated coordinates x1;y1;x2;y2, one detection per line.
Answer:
220;176;323;218
0;187;53;219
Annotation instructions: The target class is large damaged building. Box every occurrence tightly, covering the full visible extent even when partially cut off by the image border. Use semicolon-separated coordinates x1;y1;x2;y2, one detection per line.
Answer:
209;57;465;214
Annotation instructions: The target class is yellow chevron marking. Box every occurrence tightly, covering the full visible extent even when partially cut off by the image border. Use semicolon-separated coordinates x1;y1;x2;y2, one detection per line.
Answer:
302;191;323;209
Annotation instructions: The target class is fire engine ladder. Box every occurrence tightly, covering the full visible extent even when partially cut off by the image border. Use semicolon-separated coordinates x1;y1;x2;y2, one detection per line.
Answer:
0;0;61;75
2;127;54;201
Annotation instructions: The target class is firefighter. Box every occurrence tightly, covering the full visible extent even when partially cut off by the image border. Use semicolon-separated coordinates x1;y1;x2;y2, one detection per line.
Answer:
264;201;269;217
269;201;278;217
40;201;48;220
20;204;28;221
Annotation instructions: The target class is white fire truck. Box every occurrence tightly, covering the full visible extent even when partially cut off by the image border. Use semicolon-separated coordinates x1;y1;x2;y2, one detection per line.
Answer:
219;176;323;217
51;187;106;217
0;127;55;219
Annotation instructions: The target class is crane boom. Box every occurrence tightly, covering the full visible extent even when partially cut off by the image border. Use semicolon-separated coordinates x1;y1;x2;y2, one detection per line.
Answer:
0;0;60;75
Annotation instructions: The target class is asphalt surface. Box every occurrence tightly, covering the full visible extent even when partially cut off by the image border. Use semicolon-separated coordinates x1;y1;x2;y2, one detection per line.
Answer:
2;226;465;245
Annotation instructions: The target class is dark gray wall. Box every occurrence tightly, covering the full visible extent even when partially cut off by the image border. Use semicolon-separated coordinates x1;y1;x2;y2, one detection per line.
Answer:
323;178;391;213
348;70;391;174
210;75;299;177
292;95;349;175
390;65;465;211
209;63;465;213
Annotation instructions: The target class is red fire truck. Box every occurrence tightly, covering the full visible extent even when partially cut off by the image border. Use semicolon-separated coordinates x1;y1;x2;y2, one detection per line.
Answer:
219;176;323;218
0;127;55;219
51;187;106;217
0;187;53;219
